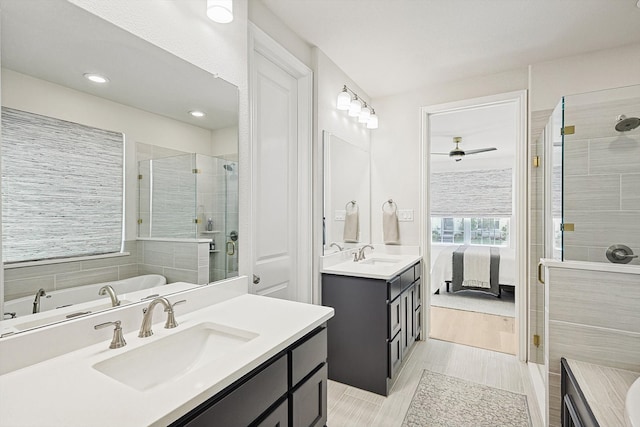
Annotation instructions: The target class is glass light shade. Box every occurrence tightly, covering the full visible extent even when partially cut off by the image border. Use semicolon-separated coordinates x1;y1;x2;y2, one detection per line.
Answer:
207;0;233;23
336;90;351;110
367;111;378;129
348;97;362;117
358;105;371;123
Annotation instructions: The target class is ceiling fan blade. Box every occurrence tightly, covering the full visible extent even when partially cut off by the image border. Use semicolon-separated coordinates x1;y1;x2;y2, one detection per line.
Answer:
465;147;497;155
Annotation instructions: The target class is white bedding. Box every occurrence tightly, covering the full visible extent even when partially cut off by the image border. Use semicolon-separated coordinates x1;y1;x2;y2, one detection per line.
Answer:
430;245;516;293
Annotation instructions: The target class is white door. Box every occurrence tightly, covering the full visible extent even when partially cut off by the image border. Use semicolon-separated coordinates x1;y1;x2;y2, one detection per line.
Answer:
250;51;299;300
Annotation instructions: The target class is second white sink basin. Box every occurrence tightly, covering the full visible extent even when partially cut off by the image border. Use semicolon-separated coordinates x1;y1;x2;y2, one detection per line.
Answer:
626;377;640;427
93;322;259;391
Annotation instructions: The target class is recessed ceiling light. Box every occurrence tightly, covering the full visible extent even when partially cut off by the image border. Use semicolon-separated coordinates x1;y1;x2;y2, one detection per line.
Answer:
83;73;109;84
206;0;233;23
189;110;206;118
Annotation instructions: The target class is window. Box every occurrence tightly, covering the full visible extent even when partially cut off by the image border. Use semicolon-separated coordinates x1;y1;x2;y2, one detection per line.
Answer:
432;217;510;246
2;107;124;263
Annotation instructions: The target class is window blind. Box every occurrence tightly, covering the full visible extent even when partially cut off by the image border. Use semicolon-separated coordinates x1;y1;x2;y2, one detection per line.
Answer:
2;107;124;263
430;168;513;217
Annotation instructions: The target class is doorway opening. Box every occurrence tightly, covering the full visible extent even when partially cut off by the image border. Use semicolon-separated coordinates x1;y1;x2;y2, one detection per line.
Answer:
421;91;527;358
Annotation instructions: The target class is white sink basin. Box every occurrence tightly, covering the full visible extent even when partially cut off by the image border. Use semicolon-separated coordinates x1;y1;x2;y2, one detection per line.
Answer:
93;322;259;391
359;258;400;266
626;377;640;427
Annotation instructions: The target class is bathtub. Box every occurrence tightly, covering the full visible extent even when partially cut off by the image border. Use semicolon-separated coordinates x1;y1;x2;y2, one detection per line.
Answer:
1;275;199;335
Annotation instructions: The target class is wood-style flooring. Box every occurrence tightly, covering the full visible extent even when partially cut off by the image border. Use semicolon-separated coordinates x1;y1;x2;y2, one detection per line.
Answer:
429;305;517;355
327;339;543;427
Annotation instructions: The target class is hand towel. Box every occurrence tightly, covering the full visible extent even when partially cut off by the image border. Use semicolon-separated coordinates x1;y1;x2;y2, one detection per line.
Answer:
343;210;359;243
462;246;491;288
383;210;400;244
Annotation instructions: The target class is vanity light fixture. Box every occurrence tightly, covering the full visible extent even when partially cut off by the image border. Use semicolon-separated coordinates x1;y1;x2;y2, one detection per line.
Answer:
336;84;379;129
207;0;233;23
83;73;109;84
189;110;206;118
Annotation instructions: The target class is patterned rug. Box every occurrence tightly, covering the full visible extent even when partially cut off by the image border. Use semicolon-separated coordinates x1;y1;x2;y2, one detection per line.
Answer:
402;370;531;427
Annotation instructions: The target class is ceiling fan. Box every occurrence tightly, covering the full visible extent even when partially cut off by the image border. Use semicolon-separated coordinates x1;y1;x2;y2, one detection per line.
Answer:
432;136;497;162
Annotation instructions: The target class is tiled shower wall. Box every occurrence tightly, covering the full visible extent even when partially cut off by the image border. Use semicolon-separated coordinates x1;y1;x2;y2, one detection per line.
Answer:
562;93;640;264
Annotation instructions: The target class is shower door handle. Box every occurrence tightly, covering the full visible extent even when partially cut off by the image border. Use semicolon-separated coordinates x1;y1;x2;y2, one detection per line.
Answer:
226;241;235;256
537;262;545;284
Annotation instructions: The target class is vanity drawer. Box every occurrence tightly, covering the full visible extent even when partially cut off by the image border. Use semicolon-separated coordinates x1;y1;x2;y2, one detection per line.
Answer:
388;330;402;379
291;364;328;427
181;354;288;427
291;327;327;388
414;261;421;281
400;266;414;290
388;275;402;301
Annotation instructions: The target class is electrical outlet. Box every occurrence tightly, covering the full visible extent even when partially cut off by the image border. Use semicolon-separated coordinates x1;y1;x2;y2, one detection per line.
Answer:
334;210;346;221
398;209;414;222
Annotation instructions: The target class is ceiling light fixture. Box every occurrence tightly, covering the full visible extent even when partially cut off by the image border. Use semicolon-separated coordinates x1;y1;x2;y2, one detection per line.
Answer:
189;110;206;118
207;0;233;23
83;73;109;84
336;85;378;129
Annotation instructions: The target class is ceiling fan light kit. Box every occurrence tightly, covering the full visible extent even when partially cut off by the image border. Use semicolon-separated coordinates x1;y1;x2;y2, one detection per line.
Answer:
432;136;497;161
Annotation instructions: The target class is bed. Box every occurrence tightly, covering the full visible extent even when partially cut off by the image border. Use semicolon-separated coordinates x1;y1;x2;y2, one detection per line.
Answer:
430;245;516;297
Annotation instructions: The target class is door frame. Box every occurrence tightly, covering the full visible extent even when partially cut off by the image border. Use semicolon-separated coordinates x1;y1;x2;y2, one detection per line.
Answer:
248;23;313;303
419;90;528;361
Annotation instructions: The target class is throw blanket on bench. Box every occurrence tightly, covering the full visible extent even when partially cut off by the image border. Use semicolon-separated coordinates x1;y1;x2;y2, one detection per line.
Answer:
451;245;500;296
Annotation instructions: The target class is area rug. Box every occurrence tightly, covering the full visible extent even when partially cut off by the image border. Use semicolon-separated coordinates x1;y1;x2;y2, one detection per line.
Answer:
430;288;515;317
402;370;531;427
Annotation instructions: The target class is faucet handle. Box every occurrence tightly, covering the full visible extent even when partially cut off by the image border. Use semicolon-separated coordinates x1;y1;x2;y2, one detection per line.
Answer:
94;320;127;349
164;300;186;329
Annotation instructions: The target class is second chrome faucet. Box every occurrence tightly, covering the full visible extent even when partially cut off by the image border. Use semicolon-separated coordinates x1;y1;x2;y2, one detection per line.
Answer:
138;297;186;338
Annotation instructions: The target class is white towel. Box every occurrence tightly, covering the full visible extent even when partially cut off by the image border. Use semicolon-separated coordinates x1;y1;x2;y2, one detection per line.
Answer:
383;210;400;244
462;246;491;288
343;210;359;243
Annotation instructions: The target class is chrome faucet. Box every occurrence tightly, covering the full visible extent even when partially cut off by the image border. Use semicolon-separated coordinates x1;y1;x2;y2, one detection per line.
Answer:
138;297;186;338
98;285;121;307
356;244;375;261
32;288;49;314
330;242;344;251
94;320;127;349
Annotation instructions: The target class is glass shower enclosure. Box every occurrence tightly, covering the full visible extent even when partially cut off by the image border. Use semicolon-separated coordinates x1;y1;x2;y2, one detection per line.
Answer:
138;153;238;281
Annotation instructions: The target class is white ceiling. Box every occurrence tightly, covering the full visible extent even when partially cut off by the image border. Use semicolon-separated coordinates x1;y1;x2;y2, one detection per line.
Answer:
262;0;640;98
0;0;238;131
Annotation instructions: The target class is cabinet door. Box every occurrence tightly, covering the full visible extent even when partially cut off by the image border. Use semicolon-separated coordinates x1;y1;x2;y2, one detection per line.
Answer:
413;278;422;309
291;364;328;427
388;296;402;339
414;307;421;340
402;285;416;353
254;399;289;427
388;330;402;379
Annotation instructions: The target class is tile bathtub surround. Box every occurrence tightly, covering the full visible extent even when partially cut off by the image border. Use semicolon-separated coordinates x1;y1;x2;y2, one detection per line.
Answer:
4;241;139;301
544;262;640;426
137;239;210;285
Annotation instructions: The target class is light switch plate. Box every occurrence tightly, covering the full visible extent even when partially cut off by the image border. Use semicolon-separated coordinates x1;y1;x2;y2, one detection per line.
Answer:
334;210;346;221
398;209;414;221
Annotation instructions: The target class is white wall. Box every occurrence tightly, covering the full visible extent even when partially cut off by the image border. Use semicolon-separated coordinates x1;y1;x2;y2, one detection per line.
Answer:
370;68;529;245
69;0;252;275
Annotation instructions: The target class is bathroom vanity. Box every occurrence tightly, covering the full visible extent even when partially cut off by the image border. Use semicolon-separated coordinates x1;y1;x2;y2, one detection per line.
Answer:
0;278;334;426
321;253;422;396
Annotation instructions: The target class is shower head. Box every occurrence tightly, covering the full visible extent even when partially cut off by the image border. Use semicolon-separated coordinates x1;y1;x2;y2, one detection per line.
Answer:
615;115;640;132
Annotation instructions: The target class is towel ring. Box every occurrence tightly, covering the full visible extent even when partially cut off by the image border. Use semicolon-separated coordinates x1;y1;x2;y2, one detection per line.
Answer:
382;199;397;213
345;200;358;212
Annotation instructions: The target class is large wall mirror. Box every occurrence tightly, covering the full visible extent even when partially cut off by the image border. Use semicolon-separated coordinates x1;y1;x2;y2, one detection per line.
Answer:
322;131;370;254
0;0;239;335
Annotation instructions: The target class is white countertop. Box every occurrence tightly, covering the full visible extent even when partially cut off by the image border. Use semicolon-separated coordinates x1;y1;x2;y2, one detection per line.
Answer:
0;294;334;426
321;253;422;280
566;359;640;427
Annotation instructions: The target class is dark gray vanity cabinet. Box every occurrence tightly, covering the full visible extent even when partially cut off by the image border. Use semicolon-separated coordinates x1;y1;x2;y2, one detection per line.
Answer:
170;327;328;427
321;260;421;396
